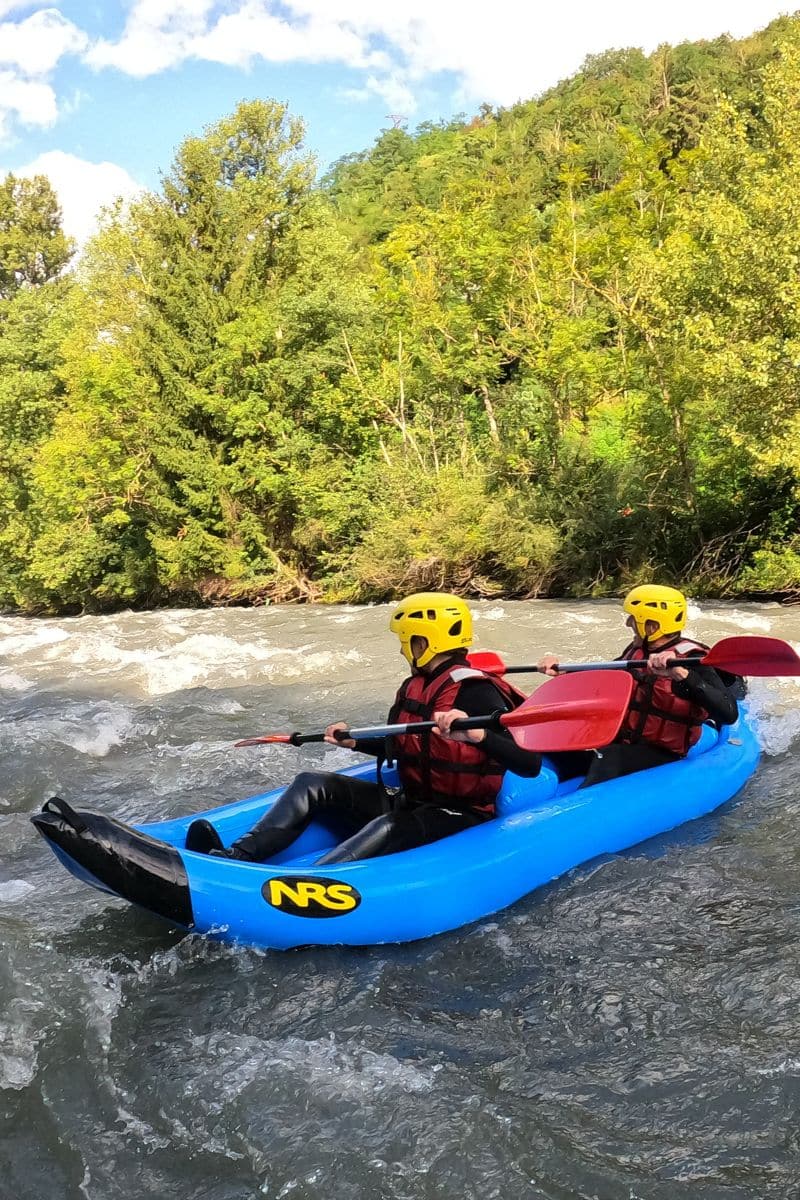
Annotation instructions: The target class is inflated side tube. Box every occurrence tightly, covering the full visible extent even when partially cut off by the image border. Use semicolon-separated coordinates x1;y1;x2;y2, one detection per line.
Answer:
31;797;193;928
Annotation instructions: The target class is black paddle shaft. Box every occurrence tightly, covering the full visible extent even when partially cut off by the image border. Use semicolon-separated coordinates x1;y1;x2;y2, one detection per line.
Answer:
307;713;503;744
500;657;704;675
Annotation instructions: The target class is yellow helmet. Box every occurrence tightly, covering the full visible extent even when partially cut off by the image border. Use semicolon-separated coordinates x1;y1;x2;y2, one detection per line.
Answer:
389;592;473;668
623;584;687;640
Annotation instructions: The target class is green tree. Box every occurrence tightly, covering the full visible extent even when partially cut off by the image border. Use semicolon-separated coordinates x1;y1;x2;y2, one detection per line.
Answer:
0;174;73;298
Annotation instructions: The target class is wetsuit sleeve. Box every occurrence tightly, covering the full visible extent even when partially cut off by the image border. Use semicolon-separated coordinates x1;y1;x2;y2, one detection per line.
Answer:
453;680;542;778
350;737;384;757
670;662;738;727
482;728;543;777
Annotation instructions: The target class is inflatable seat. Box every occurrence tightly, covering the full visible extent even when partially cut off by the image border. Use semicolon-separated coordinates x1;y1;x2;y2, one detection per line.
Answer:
496;764;559;816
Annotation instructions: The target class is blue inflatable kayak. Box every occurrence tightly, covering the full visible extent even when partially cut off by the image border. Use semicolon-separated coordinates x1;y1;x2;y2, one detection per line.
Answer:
32;707;760;950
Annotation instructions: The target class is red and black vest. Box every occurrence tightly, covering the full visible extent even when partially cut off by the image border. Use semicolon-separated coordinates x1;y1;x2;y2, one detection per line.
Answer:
619;635;710;756
388;661;525;815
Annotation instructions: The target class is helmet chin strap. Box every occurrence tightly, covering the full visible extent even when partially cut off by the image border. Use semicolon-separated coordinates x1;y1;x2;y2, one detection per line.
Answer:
637;617;664;649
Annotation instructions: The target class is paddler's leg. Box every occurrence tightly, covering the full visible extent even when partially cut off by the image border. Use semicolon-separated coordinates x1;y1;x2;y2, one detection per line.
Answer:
547;749;594;782
209;772;385;861
315;814;398;864
577;742;679;789
317;804;485;864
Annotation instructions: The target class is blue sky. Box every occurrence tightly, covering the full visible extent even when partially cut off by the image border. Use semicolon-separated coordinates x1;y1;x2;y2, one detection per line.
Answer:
0;1;794;244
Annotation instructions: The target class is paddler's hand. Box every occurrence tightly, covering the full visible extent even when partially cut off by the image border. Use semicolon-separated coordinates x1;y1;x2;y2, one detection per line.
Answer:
646;650;688;681
537;655;560;677
324;721;356;748
433;708;486;744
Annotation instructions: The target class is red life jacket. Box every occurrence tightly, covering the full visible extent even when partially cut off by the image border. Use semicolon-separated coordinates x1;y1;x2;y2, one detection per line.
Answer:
388;660;525;815
619;635;710;755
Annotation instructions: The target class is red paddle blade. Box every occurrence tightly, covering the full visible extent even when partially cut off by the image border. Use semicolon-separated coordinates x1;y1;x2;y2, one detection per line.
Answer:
233;734;293;747
702;635;800;676
467;650;507;675
500;670;634;752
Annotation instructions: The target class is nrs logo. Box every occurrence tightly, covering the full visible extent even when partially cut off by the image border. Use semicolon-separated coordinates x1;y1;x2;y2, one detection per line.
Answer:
262;875;361;918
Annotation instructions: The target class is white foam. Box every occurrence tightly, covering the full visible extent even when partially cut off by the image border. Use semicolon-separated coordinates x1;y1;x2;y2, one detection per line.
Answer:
0;707;139;759
0;879;35;903
756;1058;800;1077
261;1033;435;1099
23;630;368;696
66;708;139;757
0;622;71;656
0;1020;38;1090
113;1105;171;1150
20;701;142;758
479;921;519;957
701;610;773;632
754;710;800;757
192;1031;435;1103
476;607;506;622
81;968;123;1055
295;648;363;676
0;670;31;691
746;679;800;755
206;696;245;715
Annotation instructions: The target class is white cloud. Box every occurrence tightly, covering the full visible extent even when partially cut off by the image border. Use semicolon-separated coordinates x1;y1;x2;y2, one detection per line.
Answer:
0;8;87;141
81;0;796;112
354;73;418;115
192;4;371;70
85;0;377;76
284;0;797;108
0;69;56;135
0;9;87;75
4;151;145;247
0;0;792;147
85;0;215;76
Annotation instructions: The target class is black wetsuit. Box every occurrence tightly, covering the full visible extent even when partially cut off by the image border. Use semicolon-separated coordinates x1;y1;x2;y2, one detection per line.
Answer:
553;659;741;789
222;668;541;864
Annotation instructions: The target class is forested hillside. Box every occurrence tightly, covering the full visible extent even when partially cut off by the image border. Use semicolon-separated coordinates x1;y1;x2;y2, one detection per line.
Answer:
3;16;800;612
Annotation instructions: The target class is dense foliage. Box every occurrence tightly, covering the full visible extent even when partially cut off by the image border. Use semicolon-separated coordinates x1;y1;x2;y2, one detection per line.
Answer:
3;19;800;612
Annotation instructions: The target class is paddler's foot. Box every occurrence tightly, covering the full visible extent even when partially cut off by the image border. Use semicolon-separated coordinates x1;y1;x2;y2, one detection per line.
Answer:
185;818;225;854
208;844;260;862
187;820;267;861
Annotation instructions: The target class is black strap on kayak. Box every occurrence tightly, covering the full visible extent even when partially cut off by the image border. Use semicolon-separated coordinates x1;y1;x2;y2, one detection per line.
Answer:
42;796;88;834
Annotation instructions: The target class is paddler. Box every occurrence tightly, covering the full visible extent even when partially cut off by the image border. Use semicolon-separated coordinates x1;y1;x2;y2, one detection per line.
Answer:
537;585;742;788
187;592;542;863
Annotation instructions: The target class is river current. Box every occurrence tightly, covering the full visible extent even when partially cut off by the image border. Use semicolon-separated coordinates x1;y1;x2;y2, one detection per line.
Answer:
2;599;800;1200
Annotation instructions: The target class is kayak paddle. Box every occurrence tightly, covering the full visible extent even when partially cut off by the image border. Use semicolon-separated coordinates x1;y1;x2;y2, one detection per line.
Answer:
234;669;635;754
468;635;800;679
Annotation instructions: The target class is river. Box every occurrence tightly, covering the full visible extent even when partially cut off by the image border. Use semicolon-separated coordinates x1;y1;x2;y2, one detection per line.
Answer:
2;599;800;1200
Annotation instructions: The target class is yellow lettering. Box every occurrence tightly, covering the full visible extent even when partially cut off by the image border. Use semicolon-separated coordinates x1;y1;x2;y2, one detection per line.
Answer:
267;878;358;912
297;882;328;905
268;880;309;907
322;884;358;911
